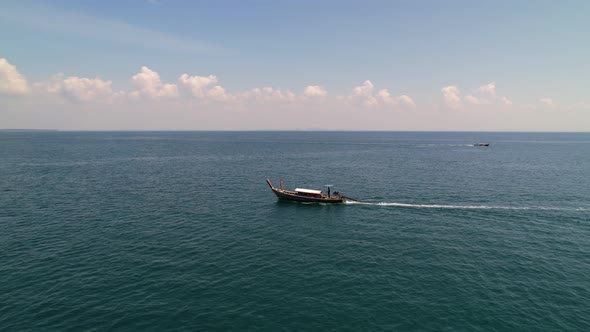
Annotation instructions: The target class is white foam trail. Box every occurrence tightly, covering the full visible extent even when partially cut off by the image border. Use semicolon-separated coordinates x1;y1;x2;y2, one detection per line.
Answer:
344;200;583;211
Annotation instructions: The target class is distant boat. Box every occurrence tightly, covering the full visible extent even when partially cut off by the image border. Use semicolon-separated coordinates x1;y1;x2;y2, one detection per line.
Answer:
266;179;344;203
474;143;490;146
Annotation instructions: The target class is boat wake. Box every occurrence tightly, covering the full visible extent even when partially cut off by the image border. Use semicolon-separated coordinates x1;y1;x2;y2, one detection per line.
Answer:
343;200;586;211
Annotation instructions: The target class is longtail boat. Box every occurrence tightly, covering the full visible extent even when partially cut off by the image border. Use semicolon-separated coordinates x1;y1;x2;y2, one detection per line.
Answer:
266;179;344;203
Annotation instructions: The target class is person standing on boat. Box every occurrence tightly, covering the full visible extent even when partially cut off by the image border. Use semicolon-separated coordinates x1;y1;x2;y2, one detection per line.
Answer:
328;186;331;198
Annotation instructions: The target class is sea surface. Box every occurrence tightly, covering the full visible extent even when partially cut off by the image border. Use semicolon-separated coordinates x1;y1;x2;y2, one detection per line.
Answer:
1;131;589;331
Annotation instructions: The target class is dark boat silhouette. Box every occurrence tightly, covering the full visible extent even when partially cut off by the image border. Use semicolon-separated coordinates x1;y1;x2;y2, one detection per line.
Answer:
266;179;344;203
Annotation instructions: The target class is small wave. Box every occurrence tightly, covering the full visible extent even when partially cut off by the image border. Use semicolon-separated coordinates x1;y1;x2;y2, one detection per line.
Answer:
20;161;111;167
19;156;191;167
414;143;476;148
344;200;584;211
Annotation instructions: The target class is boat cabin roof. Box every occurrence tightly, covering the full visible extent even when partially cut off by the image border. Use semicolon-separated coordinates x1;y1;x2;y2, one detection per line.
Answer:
295;188;322;194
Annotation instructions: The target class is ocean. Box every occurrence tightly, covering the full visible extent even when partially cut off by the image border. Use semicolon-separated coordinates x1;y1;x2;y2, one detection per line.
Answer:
1;131;589;330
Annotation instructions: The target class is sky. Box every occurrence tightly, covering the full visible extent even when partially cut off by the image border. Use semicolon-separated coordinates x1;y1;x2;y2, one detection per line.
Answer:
1;0;589;131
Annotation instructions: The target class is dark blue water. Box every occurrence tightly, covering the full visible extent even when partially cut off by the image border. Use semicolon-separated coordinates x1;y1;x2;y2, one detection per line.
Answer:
1;131;589;330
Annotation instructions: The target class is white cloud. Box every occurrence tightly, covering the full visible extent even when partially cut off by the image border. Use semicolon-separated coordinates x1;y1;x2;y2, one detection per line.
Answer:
465;95;488;105
33;73;122;102
442;85;462;109
352;80;374;96
178;74;217;97
477;82;512;105
501;96;513;105
60;76;115;102
348;80;414;108
132;66;178;98
206;85;229;101
303;85;327;98
239;86;297;102
0;58;29;95
178;74;231;101
376;89;394;105
539;98;554;107
396;95;416;107
443;82;512;109
350;80;378;107
477;82;496;96
377;89;415;107
177;78;323;104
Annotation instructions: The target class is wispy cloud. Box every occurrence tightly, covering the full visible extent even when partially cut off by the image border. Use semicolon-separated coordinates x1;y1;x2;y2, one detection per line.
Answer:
0;4;219;54
539;98;555;108
568;102;590;111
442;82;512;110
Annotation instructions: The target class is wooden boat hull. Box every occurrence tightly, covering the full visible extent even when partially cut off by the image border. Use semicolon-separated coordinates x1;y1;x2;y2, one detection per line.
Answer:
271;187;344;203
266;179;344;203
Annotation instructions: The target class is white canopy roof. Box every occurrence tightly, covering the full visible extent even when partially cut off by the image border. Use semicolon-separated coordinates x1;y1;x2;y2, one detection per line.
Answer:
295;188;322;194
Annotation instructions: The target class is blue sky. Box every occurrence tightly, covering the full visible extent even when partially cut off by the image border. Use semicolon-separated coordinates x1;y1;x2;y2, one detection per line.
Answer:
1;0;589;130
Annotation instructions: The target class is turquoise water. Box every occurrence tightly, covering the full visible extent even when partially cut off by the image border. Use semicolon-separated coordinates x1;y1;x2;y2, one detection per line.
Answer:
1;131;589;330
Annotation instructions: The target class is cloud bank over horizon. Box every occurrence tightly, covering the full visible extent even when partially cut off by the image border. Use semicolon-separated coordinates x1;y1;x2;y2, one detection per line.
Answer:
1;56;588;131
2;58;418;109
